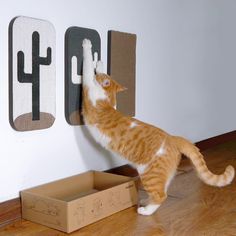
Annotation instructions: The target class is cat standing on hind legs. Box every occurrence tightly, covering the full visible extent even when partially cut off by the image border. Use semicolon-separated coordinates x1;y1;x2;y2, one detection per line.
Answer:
82;39;235;216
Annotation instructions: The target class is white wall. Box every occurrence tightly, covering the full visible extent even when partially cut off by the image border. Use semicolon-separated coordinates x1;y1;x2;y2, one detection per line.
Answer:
1;0;236;202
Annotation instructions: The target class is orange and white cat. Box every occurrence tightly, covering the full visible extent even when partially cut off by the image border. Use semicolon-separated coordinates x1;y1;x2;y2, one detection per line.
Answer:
82;39;235;216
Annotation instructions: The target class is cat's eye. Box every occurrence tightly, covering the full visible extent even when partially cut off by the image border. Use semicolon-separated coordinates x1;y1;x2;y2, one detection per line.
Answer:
102;79;110;87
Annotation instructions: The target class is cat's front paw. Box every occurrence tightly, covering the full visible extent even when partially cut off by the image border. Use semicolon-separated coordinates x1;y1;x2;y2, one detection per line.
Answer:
82;39;92;49
137;204;160;216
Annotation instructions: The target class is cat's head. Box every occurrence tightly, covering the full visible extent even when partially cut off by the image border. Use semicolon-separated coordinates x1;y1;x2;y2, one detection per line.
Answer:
95;61;126;107
95;73;126;107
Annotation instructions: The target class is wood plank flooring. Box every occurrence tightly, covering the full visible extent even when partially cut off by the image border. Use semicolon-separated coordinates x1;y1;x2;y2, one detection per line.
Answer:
1;140;236;235
0;198;21;228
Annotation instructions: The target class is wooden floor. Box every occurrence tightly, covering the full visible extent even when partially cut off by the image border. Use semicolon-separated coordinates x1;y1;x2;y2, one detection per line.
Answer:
1;140;236;236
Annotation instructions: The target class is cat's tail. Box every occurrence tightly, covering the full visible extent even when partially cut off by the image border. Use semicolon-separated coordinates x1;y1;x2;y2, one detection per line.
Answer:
174;136;235;187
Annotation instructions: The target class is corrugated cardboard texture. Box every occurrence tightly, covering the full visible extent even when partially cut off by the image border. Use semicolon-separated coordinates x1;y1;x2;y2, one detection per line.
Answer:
21;171;138;233
67;181;137;233
108;31;136;117
21;192;67;232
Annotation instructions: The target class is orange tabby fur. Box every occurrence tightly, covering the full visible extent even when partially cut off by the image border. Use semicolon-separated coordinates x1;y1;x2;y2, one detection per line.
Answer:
82;39;235;215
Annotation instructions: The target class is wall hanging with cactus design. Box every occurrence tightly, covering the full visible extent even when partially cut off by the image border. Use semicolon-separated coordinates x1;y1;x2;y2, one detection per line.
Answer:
9;16;56;131
65;27;101;125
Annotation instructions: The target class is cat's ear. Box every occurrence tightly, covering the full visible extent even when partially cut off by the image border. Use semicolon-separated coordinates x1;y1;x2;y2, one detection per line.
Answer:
116;83;127;93
112;79;127;92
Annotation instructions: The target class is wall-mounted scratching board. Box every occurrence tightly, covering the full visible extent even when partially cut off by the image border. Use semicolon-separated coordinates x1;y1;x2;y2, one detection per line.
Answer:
65;27;101;125
108;31;136;117
9;16;56;131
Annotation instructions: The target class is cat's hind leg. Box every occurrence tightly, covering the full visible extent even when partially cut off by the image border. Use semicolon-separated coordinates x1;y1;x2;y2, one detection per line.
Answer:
138;154;180;216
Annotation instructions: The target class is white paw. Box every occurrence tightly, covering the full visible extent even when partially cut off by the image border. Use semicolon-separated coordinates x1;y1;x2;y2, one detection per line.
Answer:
82;39;92;48
137;204;160;216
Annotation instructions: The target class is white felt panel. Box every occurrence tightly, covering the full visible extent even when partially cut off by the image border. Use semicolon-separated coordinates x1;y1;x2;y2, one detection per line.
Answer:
10;16;56;131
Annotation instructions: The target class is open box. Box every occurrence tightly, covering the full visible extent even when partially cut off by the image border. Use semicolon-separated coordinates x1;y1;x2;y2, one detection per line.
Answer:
21;171;138;233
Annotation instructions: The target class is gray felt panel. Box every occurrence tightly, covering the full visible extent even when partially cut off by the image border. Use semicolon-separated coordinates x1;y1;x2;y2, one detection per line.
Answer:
65;27;101;125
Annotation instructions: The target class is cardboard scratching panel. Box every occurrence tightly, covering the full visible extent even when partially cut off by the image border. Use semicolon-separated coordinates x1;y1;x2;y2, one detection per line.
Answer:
108;31;136;117
65;27;101;125
9;16;56;131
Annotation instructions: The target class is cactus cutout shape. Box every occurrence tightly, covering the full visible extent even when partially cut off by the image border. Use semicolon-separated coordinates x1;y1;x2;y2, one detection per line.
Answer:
17;31;52;120
71;56;82;84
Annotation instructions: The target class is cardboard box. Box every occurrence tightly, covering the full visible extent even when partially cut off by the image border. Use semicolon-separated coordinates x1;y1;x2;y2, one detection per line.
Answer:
21;171;138;233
